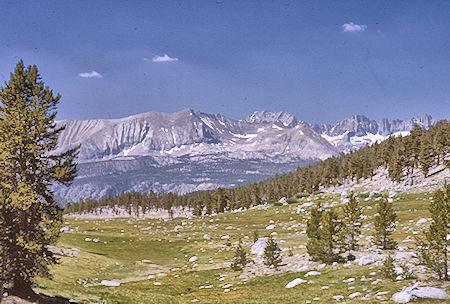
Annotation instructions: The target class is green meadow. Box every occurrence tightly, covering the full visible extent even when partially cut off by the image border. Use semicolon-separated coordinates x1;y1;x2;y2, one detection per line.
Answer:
34;191;449;303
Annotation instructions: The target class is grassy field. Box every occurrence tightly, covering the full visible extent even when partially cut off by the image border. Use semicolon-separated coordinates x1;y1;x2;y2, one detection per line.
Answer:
34;191;449;303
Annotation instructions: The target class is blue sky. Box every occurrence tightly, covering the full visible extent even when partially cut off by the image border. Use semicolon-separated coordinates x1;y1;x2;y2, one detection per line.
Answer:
0;0;449;123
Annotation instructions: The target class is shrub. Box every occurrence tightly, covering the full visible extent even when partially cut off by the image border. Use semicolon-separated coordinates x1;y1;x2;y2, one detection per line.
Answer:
253;230;259;243
286;197;298;204
399;263;415;280
295;193;309;199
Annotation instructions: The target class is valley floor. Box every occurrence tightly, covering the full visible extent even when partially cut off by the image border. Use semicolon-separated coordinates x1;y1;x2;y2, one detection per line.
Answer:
20;189;450;303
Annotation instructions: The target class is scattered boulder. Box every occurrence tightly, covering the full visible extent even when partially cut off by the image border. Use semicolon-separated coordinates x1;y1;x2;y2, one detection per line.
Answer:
416;218;429;225
285;278;307;288
297;265;309;272
394;252;416;260
305;271;321;277
349;292;361;299
392;284;449;303
189;256;198;262
101;280;120;287
60;226;70;232
266;224;275;230
251;237;269;255
358;256;375;266
203;234;213;240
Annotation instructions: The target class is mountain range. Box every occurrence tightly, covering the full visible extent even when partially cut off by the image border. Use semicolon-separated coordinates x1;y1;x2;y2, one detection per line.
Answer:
54;110;437;202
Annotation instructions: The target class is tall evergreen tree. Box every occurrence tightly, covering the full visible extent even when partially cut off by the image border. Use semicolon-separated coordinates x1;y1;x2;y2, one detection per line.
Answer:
373;195;398;250
416;183;449;280
306;205;323;243
340;192;363;251
231;239;248;271
307;207;343;264
389;138;406;182
263;235;282;268
0;61;78;296
215;187;228;213
419;131;435;177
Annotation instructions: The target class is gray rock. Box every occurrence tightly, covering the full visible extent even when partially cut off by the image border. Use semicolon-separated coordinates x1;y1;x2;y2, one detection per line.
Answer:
392;283;449;303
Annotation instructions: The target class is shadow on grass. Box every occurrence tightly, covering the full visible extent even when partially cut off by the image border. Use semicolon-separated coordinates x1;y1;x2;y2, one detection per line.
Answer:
4;288;79;304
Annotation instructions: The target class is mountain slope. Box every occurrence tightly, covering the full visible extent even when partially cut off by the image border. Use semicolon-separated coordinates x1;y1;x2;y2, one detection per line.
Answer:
311;114;437;152
54;109;337;201
54;110;439;201
57;109;335;162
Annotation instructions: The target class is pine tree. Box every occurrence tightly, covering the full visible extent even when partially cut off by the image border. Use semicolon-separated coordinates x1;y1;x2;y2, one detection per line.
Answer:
306;205;323;241
419;132;435;177
388;139;406;182
381;255;397;281
416;183;449;280
0;191;8;296
215;187;228;213
0;61;78;296
373;195;398;250
340;192;363;251
231;239;248;271
307;207;344;264
263;235;282;268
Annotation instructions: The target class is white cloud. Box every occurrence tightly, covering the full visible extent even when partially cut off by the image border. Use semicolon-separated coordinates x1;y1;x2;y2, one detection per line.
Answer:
78;71;102;78
150;54;178;63
342;22;367;33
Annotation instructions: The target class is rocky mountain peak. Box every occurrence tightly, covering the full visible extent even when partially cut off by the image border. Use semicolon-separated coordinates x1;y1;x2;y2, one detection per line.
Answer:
244;111;298;127
328;114;378;137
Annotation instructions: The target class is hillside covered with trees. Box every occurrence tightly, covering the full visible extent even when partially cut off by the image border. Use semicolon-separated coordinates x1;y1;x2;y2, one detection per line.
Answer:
65;120;449;216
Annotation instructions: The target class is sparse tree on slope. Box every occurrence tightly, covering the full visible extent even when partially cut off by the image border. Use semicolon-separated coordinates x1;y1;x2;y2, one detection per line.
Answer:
419;131;435;177
340;192;363;251
264;235;282;268
231;239;248;271
307;206;344;264
373;194;398;250
416;183;449;280
389;138;406;182
215;187;228;213
381;255;397;281
0;61;78;296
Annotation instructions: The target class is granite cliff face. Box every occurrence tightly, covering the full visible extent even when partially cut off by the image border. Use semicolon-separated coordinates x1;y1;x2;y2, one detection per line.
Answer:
54;110;438;202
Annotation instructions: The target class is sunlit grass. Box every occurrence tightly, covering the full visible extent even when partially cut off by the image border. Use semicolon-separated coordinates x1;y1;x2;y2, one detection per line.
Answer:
34;191;449;303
